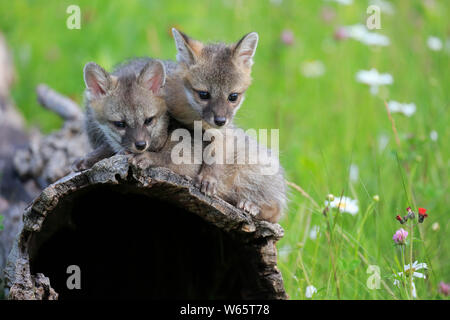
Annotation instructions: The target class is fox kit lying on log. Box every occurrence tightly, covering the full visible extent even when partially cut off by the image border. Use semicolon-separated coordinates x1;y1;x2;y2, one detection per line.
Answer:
131;125;287;222
73;59;168;171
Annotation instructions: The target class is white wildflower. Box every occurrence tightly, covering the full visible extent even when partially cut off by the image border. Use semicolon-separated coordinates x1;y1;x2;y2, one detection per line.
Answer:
300;60;326;78
427;36;443;51
404;261;427;277
309;225;320;240
430;130;438;141
342;24;390;46
325;196;359;215
393;261;428;287
349;164;359;182
305;285;317;298
356;68;393;95
387;101;416;117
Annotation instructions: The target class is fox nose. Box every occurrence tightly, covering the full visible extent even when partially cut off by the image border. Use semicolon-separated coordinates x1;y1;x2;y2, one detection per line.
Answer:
135;141;147;151
214;116;227;126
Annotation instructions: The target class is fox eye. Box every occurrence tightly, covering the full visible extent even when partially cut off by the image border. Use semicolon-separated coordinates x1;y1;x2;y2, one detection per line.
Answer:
112;121;126;129
228;93;239;102
197;91;210;100
144;117;154;126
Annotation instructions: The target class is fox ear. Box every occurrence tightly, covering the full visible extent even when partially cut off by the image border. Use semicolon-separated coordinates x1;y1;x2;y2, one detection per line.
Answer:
84;62;114;98
172;28;203;65
233;32;259;68
138;60;166;95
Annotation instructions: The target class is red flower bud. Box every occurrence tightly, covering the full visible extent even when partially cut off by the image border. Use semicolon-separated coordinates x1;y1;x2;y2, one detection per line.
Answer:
396;215;405;224
418;208;428;223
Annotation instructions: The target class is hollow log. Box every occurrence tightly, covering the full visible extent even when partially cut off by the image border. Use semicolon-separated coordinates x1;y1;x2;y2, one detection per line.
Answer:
4;155;287;299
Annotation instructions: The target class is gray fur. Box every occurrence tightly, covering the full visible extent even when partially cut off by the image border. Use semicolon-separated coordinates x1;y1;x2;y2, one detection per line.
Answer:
73;59;169;171
131;125;287;223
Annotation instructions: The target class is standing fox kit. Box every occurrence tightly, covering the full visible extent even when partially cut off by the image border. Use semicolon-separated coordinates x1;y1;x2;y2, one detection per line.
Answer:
165;29;259;196
150;29;286;222
73;59;168;171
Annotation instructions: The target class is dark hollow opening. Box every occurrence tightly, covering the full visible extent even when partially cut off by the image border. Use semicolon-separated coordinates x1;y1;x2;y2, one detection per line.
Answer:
28;183;254;299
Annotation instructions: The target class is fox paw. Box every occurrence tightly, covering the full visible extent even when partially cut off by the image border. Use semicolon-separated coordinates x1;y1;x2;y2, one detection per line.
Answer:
129;154;153;170
237;199;260;216
72;157;90;172
195;174;217;196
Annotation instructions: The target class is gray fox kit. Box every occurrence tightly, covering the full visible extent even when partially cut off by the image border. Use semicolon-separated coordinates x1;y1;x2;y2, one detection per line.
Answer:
73;58;168;171
164;29;260;197
131;126;287;222
138;29;287;222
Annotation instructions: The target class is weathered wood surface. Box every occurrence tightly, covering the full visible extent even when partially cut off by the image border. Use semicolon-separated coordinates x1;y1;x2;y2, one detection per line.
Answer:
5;156;287;299
0;33;287;300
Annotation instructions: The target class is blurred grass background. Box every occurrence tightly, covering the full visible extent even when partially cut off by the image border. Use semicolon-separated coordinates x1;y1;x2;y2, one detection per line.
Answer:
0;0;448;299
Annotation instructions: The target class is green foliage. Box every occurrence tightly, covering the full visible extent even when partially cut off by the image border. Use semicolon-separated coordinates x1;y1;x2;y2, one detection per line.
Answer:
0;0;448;299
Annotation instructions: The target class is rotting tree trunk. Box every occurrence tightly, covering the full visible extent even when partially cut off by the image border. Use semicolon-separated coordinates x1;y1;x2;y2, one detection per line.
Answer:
0;37;287;300
4;156;287;299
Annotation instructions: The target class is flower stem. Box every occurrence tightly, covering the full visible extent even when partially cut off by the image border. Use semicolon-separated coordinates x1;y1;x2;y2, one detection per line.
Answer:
324;206;341;299
409;220;414;299
296;249;311;287
401;245;410;300
354;201;375;258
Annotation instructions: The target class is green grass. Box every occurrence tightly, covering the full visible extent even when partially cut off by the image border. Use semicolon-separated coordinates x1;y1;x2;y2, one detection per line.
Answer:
0;0;448;299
